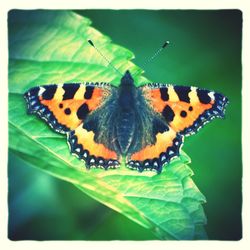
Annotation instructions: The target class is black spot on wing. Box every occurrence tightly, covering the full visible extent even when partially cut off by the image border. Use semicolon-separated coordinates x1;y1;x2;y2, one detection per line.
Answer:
62;84;80;100
64;108;71;115
42;85;57;100
174;86;191;103
160;88;169;101
77;103;89;120
180;110;187;117
162;105;175;123
84;86;94;99
197;89;211;104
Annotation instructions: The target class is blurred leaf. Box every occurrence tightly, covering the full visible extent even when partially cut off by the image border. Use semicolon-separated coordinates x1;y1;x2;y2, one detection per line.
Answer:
8;10;207;240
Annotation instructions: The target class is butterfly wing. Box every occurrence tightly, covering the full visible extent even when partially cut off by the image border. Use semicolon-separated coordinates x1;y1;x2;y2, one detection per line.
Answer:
24;82;120;169
127;124;184;173
141;83;228;135
126;83;228;173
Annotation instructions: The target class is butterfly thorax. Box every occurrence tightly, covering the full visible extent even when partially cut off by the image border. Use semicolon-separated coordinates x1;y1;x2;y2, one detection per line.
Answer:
118;70;135;108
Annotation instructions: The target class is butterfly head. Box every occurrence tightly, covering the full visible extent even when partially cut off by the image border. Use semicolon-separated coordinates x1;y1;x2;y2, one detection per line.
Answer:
121;70;134;86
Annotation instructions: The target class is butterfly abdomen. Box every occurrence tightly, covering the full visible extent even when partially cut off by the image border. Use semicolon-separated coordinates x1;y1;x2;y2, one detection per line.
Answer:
116;110;135;154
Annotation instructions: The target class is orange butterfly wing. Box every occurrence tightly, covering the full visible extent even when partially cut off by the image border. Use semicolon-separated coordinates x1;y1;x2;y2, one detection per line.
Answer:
126;84;228;172
24;83;120;169
141;84;228;135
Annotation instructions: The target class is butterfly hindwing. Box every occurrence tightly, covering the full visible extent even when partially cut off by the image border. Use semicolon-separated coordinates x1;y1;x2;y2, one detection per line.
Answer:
67;125;120;169
141;83;228;136
127;124;184;173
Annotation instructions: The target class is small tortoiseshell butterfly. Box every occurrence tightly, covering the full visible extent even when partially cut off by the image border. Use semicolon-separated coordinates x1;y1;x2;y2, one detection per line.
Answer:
24;70;228;173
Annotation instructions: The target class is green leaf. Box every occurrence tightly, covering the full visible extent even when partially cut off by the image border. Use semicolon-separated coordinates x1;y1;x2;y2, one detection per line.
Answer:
8;10;207;240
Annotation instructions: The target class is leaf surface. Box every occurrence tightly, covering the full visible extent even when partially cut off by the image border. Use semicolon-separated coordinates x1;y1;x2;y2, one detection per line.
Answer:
8;10;207;240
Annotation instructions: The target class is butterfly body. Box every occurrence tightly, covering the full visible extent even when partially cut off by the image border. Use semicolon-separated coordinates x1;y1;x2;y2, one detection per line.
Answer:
114;71;139;154
24;70;228;173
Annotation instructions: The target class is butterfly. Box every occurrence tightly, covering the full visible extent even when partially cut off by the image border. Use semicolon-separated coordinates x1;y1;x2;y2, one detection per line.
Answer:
24;70;228;174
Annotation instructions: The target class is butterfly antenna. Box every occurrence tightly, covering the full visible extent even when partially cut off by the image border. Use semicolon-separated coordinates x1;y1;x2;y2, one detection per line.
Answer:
141;41;170;70
88;39;123;76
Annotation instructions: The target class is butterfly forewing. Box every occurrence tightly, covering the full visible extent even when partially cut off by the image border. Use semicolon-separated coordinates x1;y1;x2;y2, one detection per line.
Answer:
141;83;228;136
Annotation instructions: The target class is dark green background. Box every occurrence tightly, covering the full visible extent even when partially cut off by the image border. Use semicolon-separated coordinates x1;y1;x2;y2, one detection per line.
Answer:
9;10;242;240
